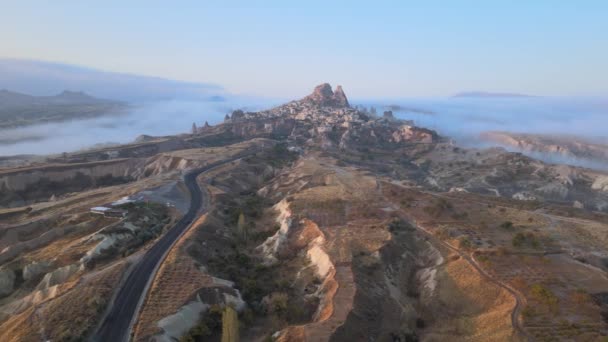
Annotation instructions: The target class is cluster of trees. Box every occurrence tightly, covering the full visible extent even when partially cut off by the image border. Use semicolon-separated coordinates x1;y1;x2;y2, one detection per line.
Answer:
180;305;238;342
512;231;540;249
423;198;453;217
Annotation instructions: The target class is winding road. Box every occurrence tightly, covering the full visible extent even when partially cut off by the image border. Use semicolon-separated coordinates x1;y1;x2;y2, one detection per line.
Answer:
93;156;243;342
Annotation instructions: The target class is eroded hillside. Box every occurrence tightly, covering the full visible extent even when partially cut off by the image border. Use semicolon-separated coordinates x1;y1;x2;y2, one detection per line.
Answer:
1;84;608;341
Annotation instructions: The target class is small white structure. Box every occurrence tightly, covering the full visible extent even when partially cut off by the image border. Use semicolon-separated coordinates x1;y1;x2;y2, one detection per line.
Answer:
90;207;111;215
111;196;134;207
90;206;127;218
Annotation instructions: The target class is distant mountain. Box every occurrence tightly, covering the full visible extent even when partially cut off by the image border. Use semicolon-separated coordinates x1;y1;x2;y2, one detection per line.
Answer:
0;58;226;102
453;91;536;98
0;89;126;129
0;89;111;107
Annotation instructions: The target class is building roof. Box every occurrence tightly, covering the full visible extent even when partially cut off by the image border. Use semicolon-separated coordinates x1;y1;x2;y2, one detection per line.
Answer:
90;206;111;212
111;196;134;206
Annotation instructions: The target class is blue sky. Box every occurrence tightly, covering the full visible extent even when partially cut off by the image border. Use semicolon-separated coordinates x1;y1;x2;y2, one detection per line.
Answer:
1;1;607;97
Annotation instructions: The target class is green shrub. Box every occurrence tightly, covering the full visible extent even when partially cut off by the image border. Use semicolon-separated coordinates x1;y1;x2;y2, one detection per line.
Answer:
530;284;558;306
388;218;414;232
512;232;526;247
459;237;472;249
423;198;453;217
500;221;514;229
268;292;289;318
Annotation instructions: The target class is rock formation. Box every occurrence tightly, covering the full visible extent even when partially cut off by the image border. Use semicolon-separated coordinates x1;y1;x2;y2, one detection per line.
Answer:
333;85;349;107
231;110;245;121
480;131;608;168
0;269;15;296
214;83;436;151
301;83;350;108
23;261;52;282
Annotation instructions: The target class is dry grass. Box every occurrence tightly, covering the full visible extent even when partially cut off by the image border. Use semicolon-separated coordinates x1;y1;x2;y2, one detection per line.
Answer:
40;261;128;341
22;216;114;265
424;257;516;342
0;260;127;342
0;307;41;342
382;183;608;339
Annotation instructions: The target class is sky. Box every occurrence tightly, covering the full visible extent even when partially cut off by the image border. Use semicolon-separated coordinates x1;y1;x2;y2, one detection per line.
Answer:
1;1;607;98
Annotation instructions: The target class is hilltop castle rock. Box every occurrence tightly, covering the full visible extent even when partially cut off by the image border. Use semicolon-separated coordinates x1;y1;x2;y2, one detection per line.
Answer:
302;83;350;108
205;83;437;150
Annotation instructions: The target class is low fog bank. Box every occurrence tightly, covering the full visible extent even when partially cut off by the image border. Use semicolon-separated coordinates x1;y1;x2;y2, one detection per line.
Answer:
0;58;286;156
3;94;607;169
0;58;224;102
364;97;608;138
0;96;281;156
356;96;608;169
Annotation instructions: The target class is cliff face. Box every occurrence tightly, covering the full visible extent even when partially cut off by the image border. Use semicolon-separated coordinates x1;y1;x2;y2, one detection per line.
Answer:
0;159;144;192
0;159;144;208
480;131;608;167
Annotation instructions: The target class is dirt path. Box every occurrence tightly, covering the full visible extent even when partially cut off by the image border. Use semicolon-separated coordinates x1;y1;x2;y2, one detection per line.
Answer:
412;218;531;341
382;180;532;341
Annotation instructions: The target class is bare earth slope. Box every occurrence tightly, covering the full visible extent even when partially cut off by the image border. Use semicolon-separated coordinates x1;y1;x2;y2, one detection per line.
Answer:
1;84;608;341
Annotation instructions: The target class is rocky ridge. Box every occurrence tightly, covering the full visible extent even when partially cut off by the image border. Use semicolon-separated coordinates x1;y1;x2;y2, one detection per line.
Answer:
222;83;437;150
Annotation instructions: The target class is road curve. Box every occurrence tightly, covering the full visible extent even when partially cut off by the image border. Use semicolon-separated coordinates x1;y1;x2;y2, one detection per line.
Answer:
93;157;241;342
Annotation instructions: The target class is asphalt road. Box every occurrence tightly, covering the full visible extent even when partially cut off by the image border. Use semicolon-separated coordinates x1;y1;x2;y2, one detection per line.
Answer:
93;158;240;342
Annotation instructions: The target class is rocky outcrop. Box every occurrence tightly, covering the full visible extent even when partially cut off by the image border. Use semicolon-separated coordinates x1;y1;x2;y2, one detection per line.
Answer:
333;85;349;107
0;158;143;207
23;261;52;282
211;83;437;153
81;232;132;264
302;83;350;108
0;269;15;297
257;199;293;264
0;222;84;264
153;279;245;342
231;110;245;121
390;125;436;144
230;117;296;139
592;176;608;192
512;191;538;201
35;264;80;291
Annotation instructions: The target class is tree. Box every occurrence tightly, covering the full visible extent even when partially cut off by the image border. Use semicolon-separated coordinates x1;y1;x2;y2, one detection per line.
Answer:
191;122;198;134
221;306;239;342
237;212;248;241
